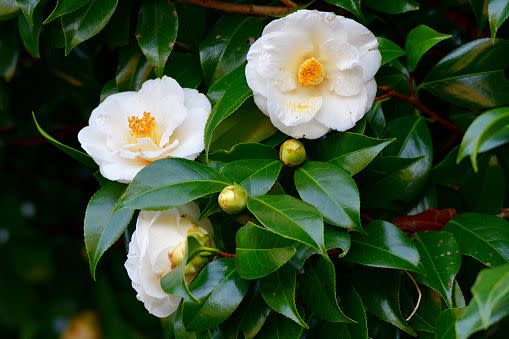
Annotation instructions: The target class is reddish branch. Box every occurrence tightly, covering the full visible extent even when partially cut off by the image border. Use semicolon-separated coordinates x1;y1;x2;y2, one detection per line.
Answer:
392;208;457;233
176;0;293;16
217;251;236;258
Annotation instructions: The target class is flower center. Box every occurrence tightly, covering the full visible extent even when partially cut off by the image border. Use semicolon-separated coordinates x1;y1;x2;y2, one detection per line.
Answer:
298;57;325;87
128;111;162;145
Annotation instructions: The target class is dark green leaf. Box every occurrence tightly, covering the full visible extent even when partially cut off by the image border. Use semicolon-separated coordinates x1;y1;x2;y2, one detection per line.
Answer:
84;182;133;279
364;0;419;14
208;143;277;163
221;159;282;197
183;258;249;331
235;222;296;280
346;220;421;272
324;225;350;258
469;0;489;33
15;0;40;24
260;265;308;328
115;45;153;91
0;31;18;80
378;37;405;66
256;312;304;339
18;3;41;58
247;195;326;255
136;0;178;77
414;231;461;308
44;0;90;24
323;0;363;18
295;162;361;231
420;38;509;109
301;256;352;322
119;158;230;210
489;0;509;38
435;308;462;339
444;213;509;266
236;288;271;339
199;15;263;85
312;132;394;175
32;112;96;167
457;107;509;171
405;25;451;71
164;52;203;89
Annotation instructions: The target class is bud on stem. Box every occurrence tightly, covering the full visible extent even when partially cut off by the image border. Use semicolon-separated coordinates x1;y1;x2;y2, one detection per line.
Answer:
218;184;248;214
279;139;306;167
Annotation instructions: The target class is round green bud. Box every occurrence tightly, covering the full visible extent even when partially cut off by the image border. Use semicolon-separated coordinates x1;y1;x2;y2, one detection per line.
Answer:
279;139;306;167
218;184;248;215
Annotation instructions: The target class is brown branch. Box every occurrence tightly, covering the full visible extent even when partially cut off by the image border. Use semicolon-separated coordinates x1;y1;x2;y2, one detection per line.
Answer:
280;0;297;8
217;251;236;258
176;0;292;16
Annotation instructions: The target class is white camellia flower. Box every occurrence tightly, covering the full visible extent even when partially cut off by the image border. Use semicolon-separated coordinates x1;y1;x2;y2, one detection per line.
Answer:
124;202;213;318
245;10;381;139
78;76;211;183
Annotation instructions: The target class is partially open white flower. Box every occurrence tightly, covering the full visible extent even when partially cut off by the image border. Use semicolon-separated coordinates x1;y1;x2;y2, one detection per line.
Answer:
246;10;381;139
78;76;211;183
124;202;213;318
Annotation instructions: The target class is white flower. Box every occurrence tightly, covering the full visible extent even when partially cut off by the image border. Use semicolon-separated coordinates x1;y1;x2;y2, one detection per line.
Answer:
78;76;211;183
245;10;381;139
124;202;213;318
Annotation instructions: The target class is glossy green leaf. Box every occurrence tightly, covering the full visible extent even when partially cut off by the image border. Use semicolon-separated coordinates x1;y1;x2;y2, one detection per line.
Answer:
457;107;509;172
456;264;509;338
136;0;178;77
84;182;133;279
18;3;41;58
378;37;406;66
295;162;361;231
235;222;296;280
204;65;252;158
199;15;263;85
489;0;509;38
119;158;230;210
15;0;40;24
260;265;308;328
32;112;96;167
324;225;350;258
405;25;451;71
164;52;203;89
312;132;394;175
247;195;325;255
44;0;90;24
160;236;203;302
256;312;304;339
346;221;421;272
364;0;419;14
435;308;462;339
414;231;461;308
61;0;118;55
420;38;509;109
301;256;352;323
115;45;153;91
323;0;363;18
444;213;509;266
234;287;271;339
221;159;282;197
208;143;277;163
183;258;249;331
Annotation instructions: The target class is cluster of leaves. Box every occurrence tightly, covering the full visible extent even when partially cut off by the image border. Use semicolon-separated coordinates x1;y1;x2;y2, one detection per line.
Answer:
2;0;509;338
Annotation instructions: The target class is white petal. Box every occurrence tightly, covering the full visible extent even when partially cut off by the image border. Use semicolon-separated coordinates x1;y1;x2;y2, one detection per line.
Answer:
253;93;269;116
78;126;114;164
138;76;185;106
138;292;180;318
269;114;330;139
327;65;364;97
360;49;382;82
320;39;360;71
100;162;145;183
267;89;323;127
315;88;368;131
245;61;269;97
364;79;377;114
343;18;378;53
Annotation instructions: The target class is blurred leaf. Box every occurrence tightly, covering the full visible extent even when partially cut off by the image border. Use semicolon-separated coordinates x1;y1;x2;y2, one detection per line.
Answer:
119;158;230;210
378;37;405;66
165;52;203;89
364;0;419;14
176;3;205;46
208;143;277;163
366;101;386;137
456;264;509;338
414;231;461;308
295;161;361;231
0;31;18;80
44;0;90;24
15;0;41;24
312;132;394;175
457;107;509;172
469;0;489;33
323;0;363;18
84;182;133;279
346;220;422;272
420;38;509;109
247;194;326;255
444;213;509;266
32;112;96;167
405;25;451;72
324;225;350;257
136;0;178;77
301;256;353;323
0;0;19;17
260;265;308;328
61;0;118;55
183;258;249;331
256;312;304;338
221;159;282;197
18;2;41;57
199;15;263;85
435;308;462;339
235;222;296;280
116;45;153;91
489;0;509;38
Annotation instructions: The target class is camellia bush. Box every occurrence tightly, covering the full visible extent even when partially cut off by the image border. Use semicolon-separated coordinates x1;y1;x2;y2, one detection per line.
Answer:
2;0;509;337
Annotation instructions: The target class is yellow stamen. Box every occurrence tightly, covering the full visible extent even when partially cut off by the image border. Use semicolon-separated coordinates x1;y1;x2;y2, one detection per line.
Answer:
128;112;156;138
298;57;325;87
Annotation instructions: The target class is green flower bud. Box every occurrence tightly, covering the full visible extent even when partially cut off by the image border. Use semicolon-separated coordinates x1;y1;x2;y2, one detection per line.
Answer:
218;184;248;214
279;139;306;167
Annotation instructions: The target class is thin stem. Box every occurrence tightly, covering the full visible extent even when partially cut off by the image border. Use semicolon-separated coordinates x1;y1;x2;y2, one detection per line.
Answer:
408;72;416;98
404;271;422;321
280;0;297;7
176;0;292;16
200;247;236;258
